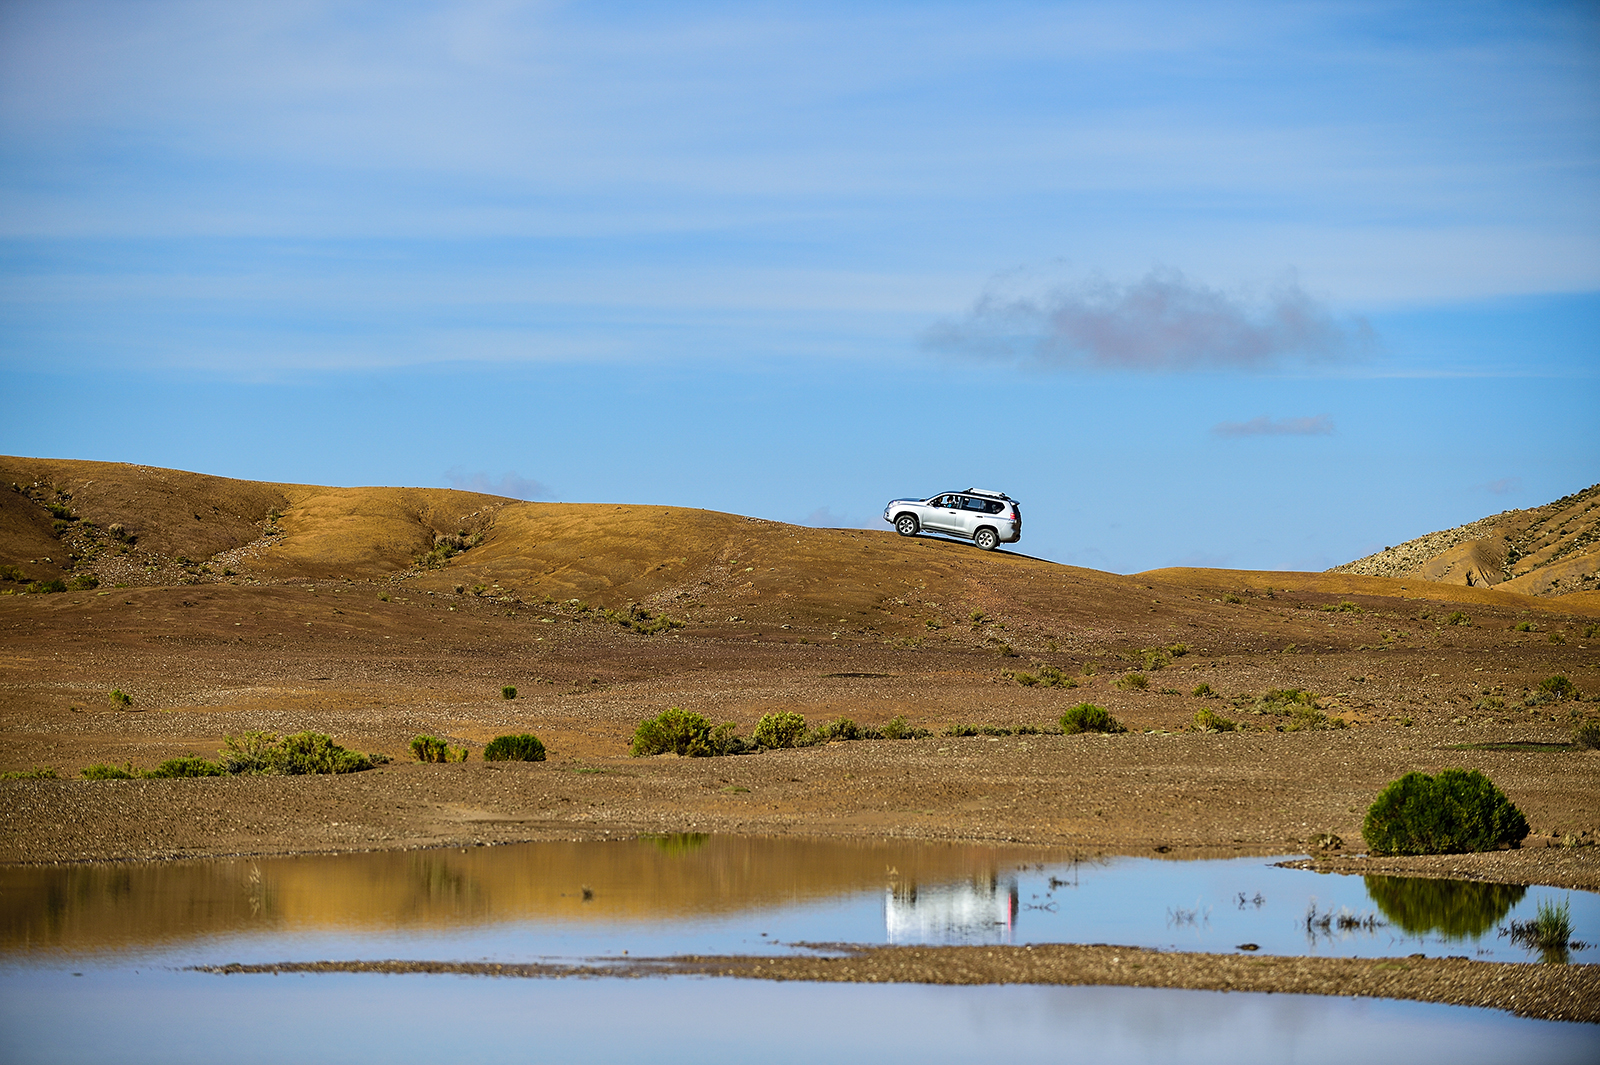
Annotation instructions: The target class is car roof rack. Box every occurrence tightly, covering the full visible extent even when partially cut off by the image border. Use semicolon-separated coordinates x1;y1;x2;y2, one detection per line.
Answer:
963;487;1012;500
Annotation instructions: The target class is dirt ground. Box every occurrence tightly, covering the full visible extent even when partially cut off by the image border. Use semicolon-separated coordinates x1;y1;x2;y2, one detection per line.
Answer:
3;461;1599;1020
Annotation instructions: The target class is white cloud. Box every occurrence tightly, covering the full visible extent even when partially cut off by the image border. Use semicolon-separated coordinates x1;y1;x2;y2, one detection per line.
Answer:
926;269;1374;372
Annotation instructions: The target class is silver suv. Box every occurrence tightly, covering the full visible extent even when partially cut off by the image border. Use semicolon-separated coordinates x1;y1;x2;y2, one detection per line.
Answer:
883;489;1022;551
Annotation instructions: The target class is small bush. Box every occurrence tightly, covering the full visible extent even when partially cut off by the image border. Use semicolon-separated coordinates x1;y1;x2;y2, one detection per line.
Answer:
1193;708;1236;732
109;689;133;708
1012;664;1077;690
220;730;279;773
1282;706;1345;732
411;734;466;763
631;707;715;757
277;732;375;774
1444;611;1471;626
1245;688;1316;716
1539;676;1577;700
944;724;979;737
753;711;808;750
1115;672;1148;691
501;685;518;700
1572;719;1600;750
81;763;136;780
0;766;59;780
880;715;929;740
1192;682;1215;698
1140;648;1170;671
1548;631;1566;645
68;573;99;590
1362;769;1529;856
1513;621;1535;632
27;579;67;594
1060;703;1126;735
483;733;546;762
1585;624;1599;639
810;717;860;743
146;756;225;778
1323;601;1362;614
213;730;374;773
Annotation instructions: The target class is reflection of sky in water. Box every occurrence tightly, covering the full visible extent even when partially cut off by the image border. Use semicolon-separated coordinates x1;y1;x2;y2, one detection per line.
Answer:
2;848;1596;971
4;969;1598;1065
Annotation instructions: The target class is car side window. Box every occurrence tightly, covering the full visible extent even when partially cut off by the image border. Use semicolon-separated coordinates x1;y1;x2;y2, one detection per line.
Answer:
964;497;986;512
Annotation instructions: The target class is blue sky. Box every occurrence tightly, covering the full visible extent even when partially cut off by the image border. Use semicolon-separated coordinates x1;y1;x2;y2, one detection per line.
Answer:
1;0;1596;572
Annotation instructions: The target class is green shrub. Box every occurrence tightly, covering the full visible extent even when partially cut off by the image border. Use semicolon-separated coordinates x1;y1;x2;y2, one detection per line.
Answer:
1282;706;1345;732
276;732;374;774
1362;769;1529;856
1444;611;1471;626
880;715;928;740
945;723;979;737
68;573;100;590
215;730;373;773
0;766;59;780
1060;703;1126;735
753;711;808;750
146;756;225;778
631;707;715;757
1114;672;1148;691
220;730;279;773
1585;623;1599;639
1140;648;1170;671
1513;620;1535;632
109;689;133;708
0;563;27;582
1013;664;1076;689
1572;719;1600;750
1245;688;1316;716
810;717;860;743
501;685;517;700
483;734;546;762
1323;600;1362;614
1538;675;1577;700
81;763;136;780
1192;682;1215;698
411;734;460;763
27;579;67;594
1193;708;1236;732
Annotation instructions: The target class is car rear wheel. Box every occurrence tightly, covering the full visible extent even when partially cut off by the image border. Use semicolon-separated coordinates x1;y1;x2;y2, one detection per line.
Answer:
973;527;998;551
895;514;919;537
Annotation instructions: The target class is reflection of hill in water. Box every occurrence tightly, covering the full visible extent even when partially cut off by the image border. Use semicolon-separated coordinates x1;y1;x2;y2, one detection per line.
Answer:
1364;876;1527;938
886;876;1019;945
0;836;1060;955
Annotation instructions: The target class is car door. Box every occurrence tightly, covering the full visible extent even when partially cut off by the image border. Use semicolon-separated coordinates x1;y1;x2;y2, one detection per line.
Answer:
951;495;986;538
922;494;961;533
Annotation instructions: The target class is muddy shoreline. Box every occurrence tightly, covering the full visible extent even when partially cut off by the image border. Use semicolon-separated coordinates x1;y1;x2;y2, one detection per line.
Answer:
196;944;1600;1024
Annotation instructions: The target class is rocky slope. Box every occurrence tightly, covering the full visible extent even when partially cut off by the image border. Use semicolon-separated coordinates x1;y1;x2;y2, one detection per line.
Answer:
1330;483;1600;598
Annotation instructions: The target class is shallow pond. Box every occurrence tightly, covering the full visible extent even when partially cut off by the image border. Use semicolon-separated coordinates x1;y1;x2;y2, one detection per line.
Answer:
3;836;1596;1063
2;835;1593;966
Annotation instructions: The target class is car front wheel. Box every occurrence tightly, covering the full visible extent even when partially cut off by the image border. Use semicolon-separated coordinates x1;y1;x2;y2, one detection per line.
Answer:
973;527;998;551
895;514;919;537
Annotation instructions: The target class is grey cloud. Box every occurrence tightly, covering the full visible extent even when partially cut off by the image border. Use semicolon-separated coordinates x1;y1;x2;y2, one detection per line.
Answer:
1212;414;1334;438
924;269;1373;372
444;467;547;500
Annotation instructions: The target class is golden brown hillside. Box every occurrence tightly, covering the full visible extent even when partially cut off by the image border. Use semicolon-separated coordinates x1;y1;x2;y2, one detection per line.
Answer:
1330;484;1600;598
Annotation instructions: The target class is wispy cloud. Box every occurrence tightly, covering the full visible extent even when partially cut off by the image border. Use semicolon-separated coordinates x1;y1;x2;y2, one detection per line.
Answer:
1479;476;1522;496
923;269;1374;373
444;467;547;500
1212;414;1334;438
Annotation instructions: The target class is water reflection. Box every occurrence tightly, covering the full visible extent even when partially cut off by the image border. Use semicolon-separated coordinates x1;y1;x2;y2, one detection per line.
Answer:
1364;877;1527;939
0;840;1594;965
886;875;1019;944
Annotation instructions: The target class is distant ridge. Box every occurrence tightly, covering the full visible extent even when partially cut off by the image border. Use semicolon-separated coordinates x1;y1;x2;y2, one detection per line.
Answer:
1330;483;1600;598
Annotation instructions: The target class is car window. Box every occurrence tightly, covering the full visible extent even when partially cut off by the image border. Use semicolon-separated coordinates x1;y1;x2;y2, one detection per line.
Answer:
964;497;987;512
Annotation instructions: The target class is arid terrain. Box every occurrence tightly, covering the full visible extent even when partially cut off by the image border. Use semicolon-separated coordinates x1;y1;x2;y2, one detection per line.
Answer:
3;457;1598;1018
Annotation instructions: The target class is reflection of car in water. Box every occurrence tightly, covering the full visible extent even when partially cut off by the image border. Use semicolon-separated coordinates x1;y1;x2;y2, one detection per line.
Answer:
885;875;1019;945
